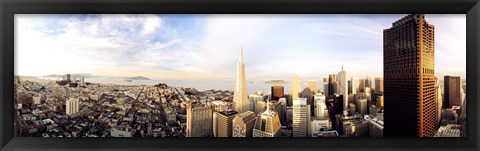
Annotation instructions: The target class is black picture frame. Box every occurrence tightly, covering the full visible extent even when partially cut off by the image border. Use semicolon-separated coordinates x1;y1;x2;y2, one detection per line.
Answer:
1;0;479;151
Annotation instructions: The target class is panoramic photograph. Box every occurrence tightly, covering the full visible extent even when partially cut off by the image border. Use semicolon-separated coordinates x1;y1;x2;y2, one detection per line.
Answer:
14;14;466;137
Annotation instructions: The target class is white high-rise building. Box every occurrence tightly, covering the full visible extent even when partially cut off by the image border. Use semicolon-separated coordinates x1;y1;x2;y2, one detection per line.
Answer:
233;46;249;113
290;75;302;99
186;102;213;137
65;98;79;115
338;66;348;110
351;77;361;95
293;98;311;137
314;94;327;118
366;75;373;88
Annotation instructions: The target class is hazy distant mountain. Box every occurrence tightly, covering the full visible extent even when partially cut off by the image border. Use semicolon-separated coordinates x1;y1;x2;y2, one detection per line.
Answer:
264;80;288;84
125;76;151;80
45;73;98;78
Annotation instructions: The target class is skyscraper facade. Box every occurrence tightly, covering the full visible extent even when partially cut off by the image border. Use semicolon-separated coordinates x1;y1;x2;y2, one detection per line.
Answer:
249;94;265;112
366;75;374;88
435;77;443;129
299;87;315;116
323;77;329;96
338;66;348;111
290;75;302;100
65;98;79;115
186;102;213;137
292;98;311;137
307;80;318;94
328;74;337;96
215;110;238;137
271;86;284;101
384;14;436;137
252;102;282;137
351;77;360;95
444;76;462;108
359;79;366;93
233;111;256;137
233;46;249;113
374;77;384;93
314;94;327;118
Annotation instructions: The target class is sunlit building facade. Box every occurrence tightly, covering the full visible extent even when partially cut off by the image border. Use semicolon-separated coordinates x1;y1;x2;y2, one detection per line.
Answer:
384;14;436;137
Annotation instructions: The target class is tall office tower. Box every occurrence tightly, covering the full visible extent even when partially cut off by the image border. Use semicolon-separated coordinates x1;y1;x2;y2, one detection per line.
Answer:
338;66;348;111
253;101;282;137
375;77;384;93
365;87;372;103
293;98;311;137
271;86;284;101
348;80;352;94
307;80;319;94
186;102;213;137
366;75;374;88
384;14;436;137
323;77;329;95
435;77;443;129
444;76;461;108
299;87;315;116
80;76;85;86
328;74;337;96
278;98;288;125
249;94;265;112
328;94;344;115
65;98;79;115
376;96;384;108
355;98;367;115
290;75;302;100
66;74;71;82
233;46;249;113
233;111;256;137
215;110;238;137
314;94;327;118
359;79;366;93
351;77;360;95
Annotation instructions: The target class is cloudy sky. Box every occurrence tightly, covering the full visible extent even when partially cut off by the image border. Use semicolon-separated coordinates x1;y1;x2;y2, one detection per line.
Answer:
15;14;466;80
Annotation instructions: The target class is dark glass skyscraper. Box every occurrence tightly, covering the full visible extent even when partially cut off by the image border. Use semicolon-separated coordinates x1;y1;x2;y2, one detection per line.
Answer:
384;14;436;137
271;86;284;101
444;76;462;108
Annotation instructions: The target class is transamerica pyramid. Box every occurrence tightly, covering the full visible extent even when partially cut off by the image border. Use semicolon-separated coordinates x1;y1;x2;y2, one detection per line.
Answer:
233;45;249;113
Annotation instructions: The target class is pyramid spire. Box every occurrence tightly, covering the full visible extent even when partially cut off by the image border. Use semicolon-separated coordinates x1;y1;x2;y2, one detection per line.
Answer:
238;45;244;63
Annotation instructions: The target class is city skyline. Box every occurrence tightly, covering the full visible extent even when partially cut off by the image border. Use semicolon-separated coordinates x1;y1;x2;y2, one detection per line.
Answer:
14;14;467;138
15;14;466;80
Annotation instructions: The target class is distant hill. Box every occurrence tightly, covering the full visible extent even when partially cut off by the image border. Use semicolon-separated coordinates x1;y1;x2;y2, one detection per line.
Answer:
45;73;98;78
264;80;288;84
125;76;151;80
